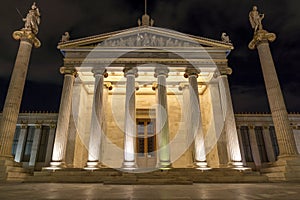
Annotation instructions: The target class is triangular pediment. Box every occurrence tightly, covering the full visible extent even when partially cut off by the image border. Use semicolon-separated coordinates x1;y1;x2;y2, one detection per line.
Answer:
58;26;233;50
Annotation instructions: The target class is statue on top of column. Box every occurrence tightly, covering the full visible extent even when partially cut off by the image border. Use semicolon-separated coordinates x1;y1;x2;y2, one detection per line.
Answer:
249;6;264;33
23;2;41;35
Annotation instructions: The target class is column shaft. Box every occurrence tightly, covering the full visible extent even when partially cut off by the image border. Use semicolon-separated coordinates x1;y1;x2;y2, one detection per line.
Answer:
0;40;33;157
208;83;228;167
29;125;42;167
156;68;171;168
257;42;298;157
44;126;56;166
249;126;262;170
262;126;276;162
219;75;243;165
122;67;137;169
189;75;206;166
87;69;106;167
51;67;77;167
14;125;28;162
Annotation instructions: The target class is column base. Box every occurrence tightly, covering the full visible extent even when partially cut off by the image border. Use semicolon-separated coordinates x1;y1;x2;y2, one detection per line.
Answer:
194;161;211;170
261;156;300;182
84;161;105;170
156;161;172;170
122;161;137;171
43;161;66;171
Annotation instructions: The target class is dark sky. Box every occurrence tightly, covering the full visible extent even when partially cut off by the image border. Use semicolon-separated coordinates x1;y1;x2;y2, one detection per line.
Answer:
0;0;300;113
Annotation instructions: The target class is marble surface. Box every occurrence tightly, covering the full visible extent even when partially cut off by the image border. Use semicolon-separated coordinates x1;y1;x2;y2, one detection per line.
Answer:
0;183;299;199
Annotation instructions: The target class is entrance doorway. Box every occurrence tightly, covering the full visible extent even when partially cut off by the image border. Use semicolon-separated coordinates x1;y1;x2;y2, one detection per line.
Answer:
136;119;156;168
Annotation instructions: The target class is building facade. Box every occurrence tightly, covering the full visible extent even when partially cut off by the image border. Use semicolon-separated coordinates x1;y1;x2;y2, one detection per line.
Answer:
1;112;300;171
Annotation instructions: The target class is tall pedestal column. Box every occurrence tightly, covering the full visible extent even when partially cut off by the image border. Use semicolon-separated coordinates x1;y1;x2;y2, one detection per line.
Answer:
0;30;40;159
86;69;108;169
218;71;243;167
50;67;77;168
184;68;207;168
122;67;138;169
155;67;171;169
249;29;300;181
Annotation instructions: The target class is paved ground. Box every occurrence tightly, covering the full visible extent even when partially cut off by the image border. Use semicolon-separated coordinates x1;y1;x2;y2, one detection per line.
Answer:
0;183;299;199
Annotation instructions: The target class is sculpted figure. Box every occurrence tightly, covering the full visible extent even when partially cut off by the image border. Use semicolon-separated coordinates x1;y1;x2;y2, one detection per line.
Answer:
221;32;231;43
23;2;41;34
61;32;70;42
249;6;264;32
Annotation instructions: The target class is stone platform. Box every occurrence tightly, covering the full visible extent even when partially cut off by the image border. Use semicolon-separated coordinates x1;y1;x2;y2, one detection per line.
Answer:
25;168;268;184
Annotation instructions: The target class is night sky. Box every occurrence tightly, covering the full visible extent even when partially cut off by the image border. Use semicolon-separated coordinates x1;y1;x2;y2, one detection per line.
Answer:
0;0;299;113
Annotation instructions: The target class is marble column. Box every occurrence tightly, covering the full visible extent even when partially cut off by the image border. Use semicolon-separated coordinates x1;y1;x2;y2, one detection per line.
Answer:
29;125;42;168
218;70;243;167
14;125;28;163
208;83;228;167
122;66;138;169
50;67;77;168
179;83;194;167
44;124;56;166
0;30;40;159
86;69;108;169
249;126;262;170
236;126;247;166
155;67;171;168
262;126;276;162
184;68;207;168
249;30;299;158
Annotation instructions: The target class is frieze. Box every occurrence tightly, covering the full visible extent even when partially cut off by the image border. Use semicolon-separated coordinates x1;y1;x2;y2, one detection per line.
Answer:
98;32;202;48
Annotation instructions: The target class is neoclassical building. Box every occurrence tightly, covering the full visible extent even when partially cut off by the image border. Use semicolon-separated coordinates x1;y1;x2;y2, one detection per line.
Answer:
1;6;300;183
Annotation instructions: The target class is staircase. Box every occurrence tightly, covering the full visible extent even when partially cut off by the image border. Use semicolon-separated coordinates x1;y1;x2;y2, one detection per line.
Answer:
0;158;31;182
25;168;268;184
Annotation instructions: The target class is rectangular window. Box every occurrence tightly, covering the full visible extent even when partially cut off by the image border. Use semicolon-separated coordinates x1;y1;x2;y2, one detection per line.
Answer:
11;126;21;157
240;126;253;162
22;126;35;162
255;126;268;162
269;126;279;157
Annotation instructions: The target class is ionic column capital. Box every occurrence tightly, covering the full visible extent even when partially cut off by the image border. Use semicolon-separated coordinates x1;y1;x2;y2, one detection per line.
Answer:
248;29;276;50
20;124;28;129
92;68;108;77
184;68;200;78
123;67;138;77
154;67;169;78
60;67;78;77
12;30;41;48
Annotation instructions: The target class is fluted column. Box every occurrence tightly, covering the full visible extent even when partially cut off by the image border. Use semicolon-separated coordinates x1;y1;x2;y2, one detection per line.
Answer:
86;69;108;169
14;124;28;162
249;126;262;170
29;124;42;168
155;67;171;168
262;125;276;162
218;69;243;167
0;30;40;158
44;124;56;166
50;67;77;168
122;66;138;169
184;68;207;168
249;30;298;158
179;83;194;167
